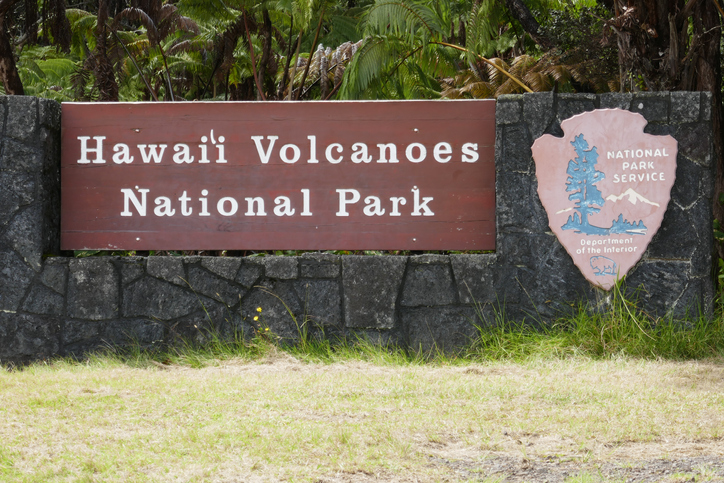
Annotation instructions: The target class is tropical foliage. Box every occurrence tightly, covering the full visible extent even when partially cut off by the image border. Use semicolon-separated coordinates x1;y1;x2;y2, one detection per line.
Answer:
0;0;623;102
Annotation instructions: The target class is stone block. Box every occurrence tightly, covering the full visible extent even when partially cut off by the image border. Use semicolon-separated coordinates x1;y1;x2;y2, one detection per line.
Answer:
557;93;596;121
599;93;632;110
21;283;64;315
201;257;242;280
632;92;669;123
39;98;61;128
41;259;68;294
5;96;37;143
300;253;341;278
450;254;497;304
166;300;229;344
241;280;303;340
0;249;34;312
409;254;448;264
103;319;164;347
501;124;533;172
1;139;44;173
61;319;101;351
122;276;201;320
403;306;477;352
147;256;185;285
235;262;263;288
0;313;59;363
256;256;298;279
495;98;522;125
120;258;146;286
647;203;699;260
0;171;35;227
670;156;704;208
67;258;118;320
188;264;245;306
342;256;406;329
496;171;549;234
523;91;555;140
675;122;713;167
401;262;456;307
670;91;701;123
4;205;43;270
295;279;341;327
625;260;693;317
494;248;594;321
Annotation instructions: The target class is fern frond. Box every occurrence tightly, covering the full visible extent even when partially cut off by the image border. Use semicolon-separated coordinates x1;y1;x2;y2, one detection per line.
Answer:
339;35;404;99
363;0;445;45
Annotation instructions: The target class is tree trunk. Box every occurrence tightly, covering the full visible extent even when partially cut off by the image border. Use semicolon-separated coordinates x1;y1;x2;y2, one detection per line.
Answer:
503;0;554;50
94;0;118;101
609;0;723;253
258;8;272;100
0;13;23;95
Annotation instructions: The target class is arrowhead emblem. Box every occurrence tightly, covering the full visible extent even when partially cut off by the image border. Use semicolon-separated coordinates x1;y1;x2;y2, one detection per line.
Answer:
532;109;677;290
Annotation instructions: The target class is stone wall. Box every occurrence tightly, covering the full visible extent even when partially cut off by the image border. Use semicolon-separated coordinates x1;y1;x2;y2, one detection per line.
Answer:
0;93;715;363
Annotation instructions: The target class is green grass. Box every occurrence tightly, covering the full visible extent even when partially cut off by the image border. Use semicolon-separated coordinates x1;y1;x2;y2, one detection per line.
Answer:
466;283;724;362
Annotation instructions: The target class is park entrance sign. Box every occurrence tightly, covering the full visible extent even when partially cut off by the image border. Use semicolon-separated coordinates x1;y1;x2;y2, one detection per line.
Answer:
61;100;495;251
532;109;677;290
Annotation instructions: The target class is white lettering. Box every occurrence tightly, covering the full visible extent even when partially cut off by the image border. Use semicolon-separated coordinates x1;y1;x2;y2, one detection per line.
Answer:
336;189;360;216
462;142;478;163
251;135;278;164
363;196;385;216
307;136;318;163
433;142;452;163
173;144;194;164
78;136;106;164
112;143;133;164
198;135;209;163
352;143;372;163
389;196;406;216
405;143;426;163
325;143;343;163
154;196;176;217
280;143;300;164
376;143;398;163
138;144;167;164
179;191;192;216
215;135;227;163
273;196;295;216
245;197;266;216
121;187;149;216
411;187;434;216
218;197;238;216
199;189;210;216
301;189;312;216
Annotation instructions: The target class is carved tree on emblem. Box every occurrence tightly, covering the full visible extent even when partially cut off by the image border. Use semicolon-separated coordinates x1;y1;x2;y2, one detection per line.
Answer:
562;134;608;235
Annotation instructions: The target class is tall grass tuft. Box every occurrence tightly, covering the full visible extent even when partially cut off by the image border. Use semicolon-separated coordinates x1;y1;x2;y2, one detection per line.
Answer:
466;281;724;361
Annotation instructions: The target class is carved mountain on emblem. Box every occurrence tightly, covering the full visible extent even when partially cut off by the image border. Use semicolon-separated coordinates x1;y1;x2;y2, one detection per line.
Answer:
605;188;660;207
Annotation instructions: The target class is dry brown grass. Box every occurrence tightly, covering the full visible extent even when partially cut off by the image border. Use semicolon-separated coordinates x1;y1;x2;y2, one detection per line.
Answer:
1;356;723;482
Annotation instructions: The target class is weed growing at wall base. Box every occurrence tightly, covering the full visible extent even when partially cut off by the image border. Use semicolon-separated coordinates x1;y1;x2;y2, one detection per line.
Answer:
466;282;724;361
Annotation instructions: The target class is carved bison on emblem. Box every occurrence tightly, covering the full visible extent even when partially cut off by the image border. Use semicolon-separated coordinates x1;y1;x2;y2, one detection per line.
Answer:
590;256;617;276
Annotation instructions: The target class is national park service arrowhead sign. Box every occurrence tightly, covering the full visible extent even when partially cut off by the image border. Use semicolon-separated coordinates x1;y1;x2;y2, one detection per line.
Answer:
532;109;677;290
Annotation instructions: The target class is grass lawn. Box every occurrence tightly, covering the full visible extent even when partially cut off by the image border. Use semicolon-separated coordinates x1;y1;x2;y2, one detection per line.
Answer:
1;349;723;482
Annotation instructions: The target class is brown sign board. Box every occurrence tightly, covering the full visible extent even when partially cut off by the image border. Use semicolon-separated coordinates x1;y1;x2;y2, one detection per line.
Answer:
61;101;495;251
